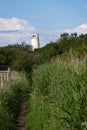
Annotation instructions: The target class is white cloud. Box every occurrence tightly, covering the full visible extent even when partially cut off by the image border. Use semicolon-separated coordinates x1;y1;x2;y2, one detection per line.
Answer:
0;17;87;47
0;17;36;45
0;17;61;47
39;23;87;46
40;23;87;47
64;23;87;34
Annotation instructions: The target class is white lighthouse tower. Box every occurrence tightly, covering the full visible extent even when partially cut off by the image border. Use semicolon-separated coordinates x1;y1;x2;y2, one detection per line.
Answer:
31;34;40;51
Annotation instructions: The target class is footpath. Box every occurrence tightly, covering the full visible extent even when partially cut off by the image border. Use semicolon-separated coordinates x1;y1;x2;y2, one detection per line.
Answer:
17;102;27;130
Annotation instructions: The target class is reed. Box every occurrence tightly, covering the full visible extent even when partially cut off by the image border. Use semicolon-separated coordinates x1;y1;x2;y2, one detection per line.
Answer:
26;62;87;130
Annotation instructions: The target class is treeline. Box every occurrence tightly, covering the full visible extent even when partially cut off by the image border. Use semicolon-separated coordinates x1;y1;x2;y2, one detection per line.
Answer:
0;33;87;77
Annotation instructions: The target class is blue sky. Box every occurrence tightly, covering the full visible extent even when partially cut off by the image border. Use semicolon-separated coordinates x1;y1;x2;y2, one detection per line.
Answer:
0;0;87;46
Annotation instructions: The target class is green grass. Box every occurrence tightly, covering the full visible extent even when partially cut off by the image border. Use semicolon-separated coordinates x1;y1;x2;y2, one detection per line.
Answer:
0;71;30;130
26;62;87;130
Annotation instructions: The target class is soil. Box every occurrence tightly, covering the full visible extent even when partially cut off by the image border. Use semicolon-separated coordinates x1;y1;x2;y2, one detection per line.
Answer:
17;102;27;130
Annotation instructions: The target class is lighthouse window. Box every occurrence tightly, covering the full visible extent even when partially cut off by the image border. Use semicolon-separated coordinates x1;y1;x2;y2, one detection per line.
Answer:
32;35;36;37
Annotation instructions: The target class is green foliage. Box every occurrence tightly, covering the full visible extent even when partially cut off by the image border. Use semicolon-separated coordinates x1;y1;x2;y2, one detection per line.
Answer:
36;42;58;62
0;33;87;74
0;105;13;130
26;63;87;130
0;72;30;130
0;33;87;130
0;43;32;70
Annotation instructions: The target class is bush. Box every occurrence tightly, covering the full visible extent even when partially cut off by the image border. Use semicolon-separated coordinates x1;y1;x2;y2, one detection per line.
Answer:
0;72;30;130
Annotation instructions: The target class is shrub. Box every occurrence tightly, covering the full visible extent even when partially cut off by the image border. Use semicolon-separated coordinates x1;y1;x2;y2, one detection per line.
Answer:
0;72;30;130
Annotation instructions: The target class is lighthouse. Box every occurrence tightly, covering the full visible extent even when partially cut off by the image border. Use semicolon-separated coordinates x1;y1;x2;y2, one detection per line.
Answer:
31;34;40;51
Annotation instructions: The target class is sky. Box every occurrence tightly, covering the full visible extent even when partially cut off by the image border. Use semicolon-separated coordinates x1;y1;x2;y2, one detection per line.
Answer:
0;0;87;47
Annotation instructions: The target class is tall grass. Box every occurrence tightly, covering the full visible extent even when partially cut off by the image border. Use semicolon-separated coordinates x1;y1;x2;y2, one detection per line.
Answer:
0;71;30;130
54;49;87;68
26;62;87;130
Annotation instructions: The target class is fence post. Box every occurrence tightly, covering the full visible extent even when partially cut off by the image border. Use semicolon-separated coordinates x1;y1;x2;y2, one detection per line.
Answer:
1;73;4;87
82;121;87;130
4;72;7;81
7;67;11;80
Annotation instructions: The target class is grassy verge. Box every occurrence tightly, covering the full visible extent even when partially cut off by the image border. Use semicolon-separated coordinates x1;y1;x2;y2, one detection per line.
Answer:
0;71;30;130
26;62;87;130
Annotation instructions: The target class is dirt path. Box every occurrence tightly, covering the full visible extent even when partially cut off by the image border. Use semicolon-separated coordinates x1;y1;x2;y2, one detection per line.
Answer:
17;102;27;130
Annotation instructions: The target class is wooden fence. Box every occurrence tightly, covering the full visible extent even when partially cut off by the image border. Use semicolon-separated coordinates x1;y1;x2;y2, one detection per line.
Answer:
0;68;11;87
